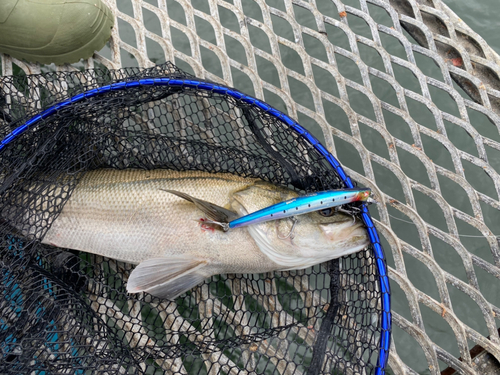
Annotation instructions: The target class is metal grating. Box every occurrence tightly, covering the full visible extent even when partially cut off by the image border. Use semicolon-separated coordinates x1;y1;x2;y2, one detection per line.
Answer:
1;0;500;374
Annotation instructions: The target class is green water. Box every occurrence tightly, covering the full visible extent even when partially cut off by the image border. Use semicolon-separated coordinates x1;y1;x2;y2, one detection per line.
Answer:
102;0;500;373
443;0;500;55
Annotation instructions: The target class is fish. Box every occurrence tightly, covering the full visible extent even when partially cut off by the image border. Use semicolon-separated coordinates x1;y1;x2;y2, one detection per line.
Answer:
28;169;369;300
165;188;372;231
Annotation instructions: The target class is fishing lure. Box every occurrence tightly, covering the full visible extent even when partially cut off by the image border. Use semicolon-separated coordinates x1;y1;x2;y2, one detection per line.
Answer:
163;187;372;233
225;188;372;230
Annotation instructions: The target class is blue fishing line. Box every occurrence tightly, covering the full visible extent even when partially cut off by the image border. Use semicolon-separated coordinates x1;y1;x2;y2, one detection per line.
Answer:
0;77;391;374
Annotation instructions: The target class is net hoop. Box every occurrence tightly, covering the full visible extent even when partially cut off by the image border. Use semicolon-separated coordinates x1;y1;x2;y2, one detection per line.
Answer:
0;77;391;373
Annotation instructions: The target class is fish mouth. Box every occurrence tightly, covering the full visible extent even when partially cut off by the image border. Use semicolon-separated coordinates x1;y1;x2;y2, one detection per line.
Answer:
317;220;370;258
343;223;368;243
319;219;367;243
288;219;369;257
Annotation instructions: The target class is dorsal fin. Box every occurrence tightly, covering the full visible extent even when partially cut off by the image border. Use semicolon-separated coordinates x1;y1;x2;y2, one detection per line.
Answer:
160;189;239;223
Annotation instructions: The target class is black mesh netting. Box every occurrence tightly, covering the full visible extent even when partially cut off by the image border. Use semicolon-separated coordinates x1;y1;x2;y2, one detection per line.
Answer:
0;63;384;374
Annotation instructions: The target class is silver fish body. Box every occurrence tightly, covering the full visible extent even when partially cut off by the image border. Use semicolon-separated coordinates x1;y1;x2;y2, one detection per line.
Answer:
43;169;276;272
37;169;369;299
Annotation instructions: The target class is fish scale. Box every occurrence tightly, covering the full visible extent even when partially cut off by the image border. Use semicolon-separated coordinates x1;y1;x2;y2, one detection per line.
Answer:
43;169;260;266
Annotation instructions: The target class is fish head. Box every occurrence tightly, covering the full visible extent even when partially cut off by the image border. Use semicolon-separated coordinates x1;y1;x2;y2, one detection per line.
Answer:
231;185;370;270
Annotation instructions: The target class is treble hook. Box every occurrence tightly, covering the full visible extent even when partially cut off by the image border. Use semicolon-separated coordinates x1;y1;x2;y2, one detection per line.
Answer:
277;217;298;240
206;219;230;232
336;207;357;224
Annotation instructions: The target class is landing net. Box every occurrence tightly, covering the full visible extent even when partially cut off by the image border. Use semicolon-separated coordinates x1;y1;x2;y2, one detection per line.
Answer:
0;63;389;374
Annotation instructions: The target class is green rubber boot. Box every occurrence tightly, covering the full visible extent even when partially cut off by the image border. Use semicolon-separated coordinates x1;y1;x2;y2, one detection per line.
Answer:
0;0;114;65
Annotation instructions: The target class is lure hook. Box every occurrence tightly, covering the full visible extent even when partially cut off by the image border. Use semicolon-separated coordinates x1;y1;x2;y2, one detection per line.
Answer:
277;217;298;240
336;207;357;224
214;221;230;232
200;219;230;232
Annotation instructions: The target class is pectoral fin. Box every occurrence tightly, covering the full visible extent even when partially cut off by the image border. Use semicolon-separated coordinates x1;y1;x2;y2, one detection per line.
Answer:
127;257;209;300
161;189;239;223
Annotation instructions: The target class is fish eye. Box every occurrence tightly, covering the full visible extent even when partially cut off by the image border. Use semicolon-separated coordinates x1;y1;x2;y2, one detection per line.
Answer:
319;208;334;217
